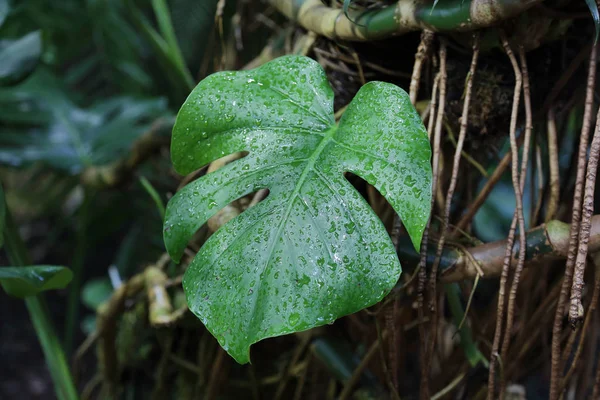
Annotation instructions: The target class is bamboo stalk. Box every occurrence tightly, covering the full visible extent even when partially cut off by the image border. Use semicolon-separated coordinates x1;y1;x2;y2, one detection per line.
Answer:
269;0;544;41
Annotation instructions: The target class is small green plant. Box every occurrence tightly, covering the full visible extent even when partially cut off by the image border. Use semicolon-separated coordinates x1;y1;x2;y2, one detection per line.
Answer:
164;55;432;363
0;184;77;400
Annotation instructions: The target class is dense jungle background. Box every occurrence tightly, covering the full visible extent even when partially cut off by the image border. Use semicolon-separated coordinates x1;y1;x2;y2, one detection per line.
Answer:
2;0;600;399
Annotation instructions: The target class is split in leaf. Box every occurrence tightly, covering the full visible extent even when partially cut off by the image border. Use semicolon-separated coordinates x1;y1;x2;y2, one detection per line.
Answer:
164;55;432;363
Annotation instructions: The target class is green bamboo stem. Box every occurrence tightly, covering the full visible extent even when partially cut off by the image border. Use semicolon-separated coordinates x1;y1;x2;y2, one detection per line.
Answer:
3;211;79;400
397;215;600;282
269;0;543;41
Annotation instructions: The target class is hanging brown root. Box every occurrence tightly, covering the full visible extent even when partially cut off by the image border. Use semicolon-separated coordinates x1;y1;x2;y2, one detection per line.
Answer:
559;253;600;392
410;30;435;105
432;33;480;299
499;45;533;389
418;54;442;400
454;32;564;233
569;103;600;325
549;43;598;400
432;29;479;334
423;33;480;397
420;40;447;400
417;208;431;399
385;300;399;391
546;107;560;222
427;40;448;308
488;32;523;400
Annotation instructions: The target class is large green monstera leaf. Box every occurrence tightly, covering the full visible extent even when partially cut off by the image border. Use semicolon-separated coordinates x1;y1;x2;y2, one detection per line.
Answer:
164;55;431;363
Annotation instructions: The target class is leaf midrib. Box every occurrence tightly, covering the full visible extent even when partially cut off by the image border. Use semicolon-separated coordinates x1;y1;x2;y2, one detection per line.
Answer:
247;124;337;335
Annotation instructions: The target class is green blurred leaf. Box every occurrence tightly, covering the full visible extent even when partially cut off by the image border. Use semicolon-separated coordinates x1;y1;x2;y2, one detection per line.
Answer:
0;265;73;298
0;0;9;29
81;314;97;336
0;69;170;173
164;55;432;363
0;30;42;86
81;277;113;311
170;0;219;68
0;183;4;247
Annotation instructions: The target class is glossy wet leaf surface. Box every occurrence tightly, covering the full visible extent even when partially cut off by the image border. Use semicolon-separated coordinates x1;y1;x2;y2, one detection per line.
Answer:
0;265;73;298
164;55;431;363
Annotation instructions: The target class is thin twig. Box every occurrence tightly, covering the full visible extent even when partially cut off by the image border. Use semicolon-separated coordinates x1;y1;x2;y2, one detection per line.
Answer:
453;147;515;233
446;121;489;178
542;43;592;112
458;273;481;331
338;332;387;400
293;354;311;400
431;372;466;400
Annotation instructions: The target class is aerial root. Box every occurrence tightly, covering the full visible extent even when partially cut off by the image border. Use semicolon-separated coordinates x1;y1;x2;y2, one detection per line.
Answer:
549;43;598;400
488;32;524;400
